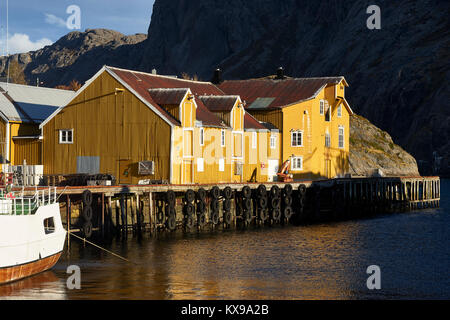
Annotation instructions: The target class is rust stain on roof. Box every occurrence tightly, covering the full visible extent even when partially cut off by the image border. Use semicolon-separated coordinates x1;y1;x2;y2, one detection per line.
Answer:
218;77;346;109
198;95;240;112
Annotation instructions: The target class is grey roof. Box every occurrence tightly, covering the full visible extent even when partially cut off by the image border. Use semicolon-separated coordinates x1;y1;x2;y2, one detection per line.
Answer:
0;82;75;123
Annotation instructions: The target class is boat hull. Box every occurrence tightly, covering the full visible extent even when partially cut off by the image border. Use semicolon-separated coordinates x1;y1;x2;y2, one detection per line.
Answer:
0;251;62;285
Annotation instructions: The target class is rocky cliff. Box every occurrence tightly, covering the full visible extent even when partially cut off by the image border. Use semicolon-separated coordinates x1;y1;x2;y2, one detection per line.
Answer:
349;114;419;176
1;0;446;175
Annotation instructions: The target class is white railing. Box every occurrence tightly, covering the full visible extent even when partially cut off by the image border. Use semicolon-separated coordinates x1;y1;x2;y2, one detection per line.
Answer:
0;187;57;215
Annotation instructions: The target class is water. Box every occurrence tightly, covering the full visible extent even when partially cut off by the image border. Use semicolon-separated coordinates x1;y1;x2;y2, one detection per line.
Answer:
1;181;449;300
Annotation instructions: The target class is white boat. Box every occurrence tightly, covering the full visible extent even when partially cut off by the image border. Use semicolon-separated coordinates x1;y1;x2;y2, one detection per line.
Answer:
0;187;66;284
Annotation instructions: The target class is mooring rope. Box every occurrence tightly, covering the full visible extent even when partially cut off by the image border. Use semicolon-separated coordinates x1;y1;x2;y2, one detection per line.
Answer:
69;232;134;264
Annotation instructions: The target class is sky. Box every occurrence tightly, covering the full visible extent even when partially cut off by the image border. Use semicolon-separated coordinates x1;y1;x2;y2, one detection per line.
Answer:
0;0;154;54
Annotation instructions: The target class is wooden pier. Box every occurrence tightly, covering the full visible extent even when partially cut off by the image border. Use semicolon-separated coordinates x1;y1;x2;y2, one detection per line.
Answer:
14;176;440;241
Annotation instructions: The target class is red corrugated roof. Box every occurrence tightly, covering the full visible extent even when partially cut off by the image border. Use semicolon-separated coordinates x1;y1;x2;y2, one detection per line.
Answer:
198;95;239;112
244;112;267;130
108;67;228;127
218;77;346;109
148;88;188;105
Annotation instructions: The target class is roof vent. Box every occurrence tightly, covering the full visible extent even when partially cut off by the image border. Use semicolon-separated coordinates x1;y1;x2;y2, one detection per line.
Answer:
275;67;285;80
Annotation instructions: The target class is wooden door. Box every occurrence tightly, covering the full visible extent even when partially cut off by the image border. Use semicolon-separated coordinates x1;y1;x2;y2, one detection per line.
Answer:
119;159;132;184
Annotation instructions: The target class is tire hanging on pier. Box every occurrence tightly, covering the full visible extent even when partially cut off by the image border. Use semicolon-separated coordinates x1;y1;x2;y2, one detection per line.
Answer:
82;190;93;206
222;187;233;199
81;220;93;238
82;205;93;221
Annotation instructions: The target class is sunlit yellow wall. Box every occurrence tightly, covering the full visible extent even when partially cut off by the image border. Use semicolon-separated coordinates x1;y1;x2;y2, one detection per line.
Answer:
42;71;172;184
9;122;41;165
281;81;350;180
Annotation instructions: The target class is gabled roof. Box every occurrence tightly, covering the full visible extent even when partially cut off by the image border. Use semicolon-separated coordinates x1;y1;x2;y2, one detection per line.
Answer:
198;95;240;112
0;82;75;123
218;77;348;109
244;112;267;131
148;88;189;106
195;97;229;128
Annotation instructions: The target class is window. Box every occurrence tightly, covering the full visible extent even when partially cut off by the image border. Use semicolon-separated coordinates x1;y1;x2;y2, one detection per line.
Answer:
252;132;257;149
291;156;303;171
325;105;331;122
325;132;331;147
197;158;204;172
270;134;276;149
43;217;55;234
59;129;73;144
319;100;324;115
219;158;224;172
221;130;225;147
337;104;342;117
338;126;344;149
199;128;204;146
291;130;303;147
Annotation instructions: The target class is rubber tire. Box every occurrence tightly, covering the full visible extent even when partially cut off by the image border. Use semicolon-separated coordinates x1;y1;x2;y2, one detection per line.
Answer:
166;190;176;205
156;208;165;224
244;210;252;223
243;198;252;210
81;220;93;238
222;186;233;199
257;184;267;197
166;205;176;218
283;206;293;220
197;200;206;214
82;190;92;206
223;210;232;225
82;205;93;221
223;199;231;211
270;185;281;198
271;197;280;208
284;184;293;196
210;186;220;199
298;184;306;196
272;208;281;221
283;196;293;207
167;215;177;231
197;188;207;201
184;202;194;216
185;189;195;203
259;208;268;221
242;186;251;199
197;213;206;227
210;199;219;211
185;215;195;229
211;211;219;225
258;197;268;209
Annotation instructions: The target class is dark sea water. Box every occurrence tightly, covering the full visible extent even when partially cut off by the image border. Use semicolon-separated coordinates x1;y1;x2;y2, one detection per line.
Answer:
1;180;449;300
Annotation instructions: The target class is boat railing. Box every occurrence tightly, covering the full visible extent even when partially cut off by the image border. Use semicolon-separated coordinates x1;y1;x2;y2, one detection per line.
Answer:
0;187;58;215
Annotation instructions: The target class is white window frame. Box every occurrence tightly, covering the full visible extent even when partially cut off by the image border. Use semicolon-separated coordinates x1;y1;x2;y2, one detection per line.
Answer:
291;130;303;147
325;132;331;147
338;126;345;149
270;134;276;149
319;100;324;115
219;158;225;172
199;128;204;146
291;156;303;171
252;131;257;149
59;129;73;144
221;130;225;147
325;104;331;122
337;104;342;117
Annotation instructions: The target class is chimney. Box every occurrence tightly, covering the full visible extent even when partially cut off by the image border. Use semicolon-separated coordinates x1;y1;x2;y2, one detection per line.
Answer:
275;67;285;80
211;68;222;84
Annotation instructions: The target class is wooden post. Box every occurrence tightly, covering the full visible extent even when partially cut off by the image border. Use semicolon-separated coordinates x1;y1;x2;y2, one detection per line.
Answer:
149;192;154;235
66;194;71;250
101;193;105;238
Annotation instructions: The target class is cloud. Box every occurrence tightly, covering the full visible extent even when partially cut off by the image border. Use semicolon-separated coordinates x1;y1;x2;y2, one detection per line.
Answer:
45;13;67;28
0;33;53;54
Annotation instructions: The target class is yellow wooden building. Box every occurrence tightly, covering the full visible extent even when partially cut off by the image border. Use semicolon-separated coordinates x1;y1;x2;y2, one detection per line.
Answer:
219;75;353;180
0;82;74;167
40;66;279;184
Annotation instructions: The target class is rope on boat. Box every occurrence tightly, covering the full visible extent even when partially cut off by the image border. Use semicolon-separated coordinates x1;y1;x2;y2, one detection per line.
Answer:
69;232;134;264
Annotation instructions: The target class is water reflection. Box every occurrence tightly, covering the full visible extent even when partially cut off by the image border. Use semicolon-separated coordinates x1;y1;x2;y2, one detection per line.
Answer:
1;181;449;300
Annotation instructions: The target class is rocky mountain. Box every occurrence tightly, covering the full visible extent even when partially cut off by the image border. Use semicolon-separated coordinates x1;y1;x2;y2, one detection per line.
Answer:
349;114;419;176
1;0;447;175
0;29;146;86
